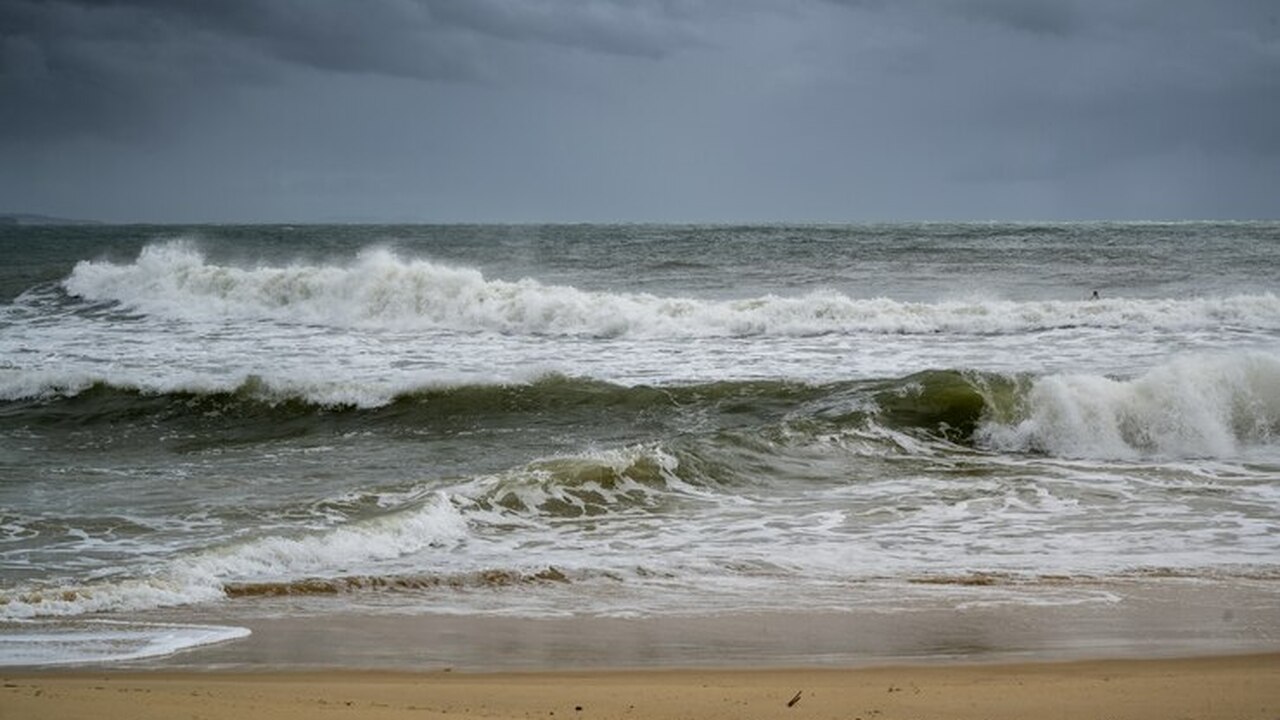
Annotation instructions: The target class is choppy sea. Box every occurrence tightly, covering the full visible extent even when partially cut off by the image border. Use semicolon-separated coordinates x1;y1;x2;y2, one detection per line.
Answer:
1;222;1278;666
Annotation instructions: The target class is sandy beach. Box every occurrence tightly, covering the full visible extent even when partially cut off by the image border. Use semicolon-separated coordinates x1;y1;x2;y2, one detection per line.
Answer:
6;654;1278;720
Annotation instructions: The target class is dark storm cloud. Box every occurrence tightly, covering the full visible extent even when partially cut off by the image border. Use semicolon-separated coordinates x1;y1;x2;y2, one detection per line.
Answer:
2;0;1278;221
0;0;702;140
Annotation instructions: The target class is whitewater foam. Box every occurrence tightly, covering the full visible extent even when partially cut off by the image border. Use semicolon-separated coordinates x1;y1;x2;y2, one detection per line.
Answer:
0;620;250;666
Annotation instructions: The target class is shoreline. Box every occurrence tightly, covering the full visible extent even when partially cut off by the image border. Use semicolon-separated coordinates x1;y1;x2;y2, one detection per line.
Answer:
5;577;1278;718
4;575;1278;671
7;653;1279;720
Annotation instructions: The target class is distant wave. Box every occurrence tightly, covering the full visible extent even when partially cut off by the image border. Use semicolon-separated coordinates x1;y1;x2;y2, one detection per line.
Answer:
0;370;744;411
62;240;1280;336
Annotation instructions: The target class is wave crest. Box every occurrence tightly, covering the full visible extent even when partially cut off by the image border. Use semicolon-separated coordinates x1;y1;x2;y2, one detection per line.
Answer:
464;445;690;518
5;353;1279;461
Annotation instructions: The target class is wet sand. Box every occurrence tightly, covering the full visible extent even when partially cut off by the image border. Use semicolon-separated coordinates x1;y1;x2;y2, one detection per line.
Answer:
7;654;1279;720
150;577;1280;670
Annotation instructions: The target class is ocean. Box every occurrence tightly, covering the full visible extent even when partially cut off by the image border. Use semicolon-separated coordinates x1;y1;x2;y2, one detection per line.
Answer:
1;222;1278;667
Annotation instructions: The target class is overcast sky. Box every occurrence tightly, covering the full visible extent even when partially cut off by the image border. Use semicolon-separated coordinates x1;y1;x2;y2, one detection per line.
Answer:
2;0;1277;222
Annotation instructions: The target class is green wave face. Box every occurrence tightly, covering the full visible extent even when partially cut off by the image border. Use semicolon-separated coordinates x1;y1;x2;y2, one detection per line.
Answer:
2;372;1039;531
12;361;1272;506
869;370;1027;442
0;372;1007;449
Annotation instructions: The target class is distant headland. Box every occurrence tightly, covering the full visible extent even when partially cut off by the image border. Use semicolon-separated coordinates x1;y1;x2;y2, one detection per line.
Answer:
0;213;102;225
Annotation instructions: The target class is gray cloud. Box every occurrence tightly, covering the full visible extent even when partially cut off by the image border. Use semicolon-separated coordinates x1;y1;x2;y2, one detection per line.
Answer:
824;1;1280;180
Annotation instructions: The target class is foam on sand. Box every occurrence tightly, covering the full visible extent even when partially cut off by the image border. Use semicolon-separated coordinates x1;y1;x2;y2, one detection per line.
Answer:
0;620;249;666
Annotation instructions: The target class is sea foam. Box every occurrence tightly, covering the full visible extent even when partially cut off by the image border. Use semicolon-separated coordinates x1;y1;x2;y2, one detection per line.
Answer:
63;241;1280;337
0;621;250;666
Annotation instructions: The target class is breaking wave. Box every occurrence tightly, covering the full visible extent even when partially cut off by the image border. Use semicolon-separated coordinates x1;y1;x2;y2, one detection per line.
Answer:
4;353;1278;461
976;351;1280;458
0;493;468;620
0;444;697;620
61;241;1280;337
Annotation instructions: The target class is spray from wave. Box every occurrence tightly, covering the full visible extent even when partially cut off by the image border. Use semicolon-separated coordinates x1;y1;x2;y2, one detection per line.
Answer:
62;241;1280;337
976;352;1280;458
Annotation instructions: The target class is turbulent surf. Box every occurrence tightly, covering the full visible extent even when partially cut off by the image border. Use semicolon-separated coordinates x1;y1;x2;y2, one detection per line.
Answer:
2;222;1278;664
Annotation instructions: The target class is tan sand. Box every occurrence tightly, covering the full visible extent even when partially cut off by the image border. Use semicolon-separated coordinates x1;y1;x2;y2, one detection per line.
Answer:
5;653;1278;720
